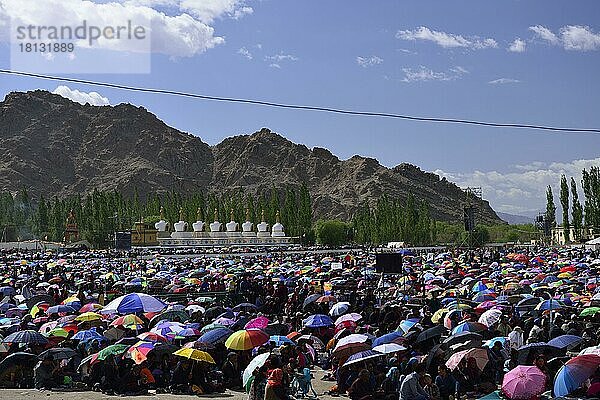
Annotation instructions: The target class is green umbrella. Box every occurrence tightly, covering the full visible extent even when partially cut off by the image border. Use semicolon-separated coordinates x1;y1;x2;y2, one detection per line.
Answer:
580;307;600;317
97;344;128;360
200;323;226;333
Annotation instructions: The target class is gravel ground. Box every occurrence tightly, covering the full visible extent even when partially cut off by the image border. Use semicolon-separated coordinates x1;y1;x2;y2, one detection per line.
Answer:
0;368;337;400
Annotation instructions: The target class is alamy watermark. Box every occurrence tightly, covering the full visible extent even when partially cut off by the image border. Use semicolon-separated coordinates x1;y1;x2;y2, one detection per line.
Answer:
11;18;152;74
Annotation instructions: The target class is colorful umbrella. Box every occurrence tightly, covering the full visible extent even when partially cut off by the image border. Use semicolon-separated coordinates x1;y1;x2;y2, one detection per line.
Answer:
451;321;488;335
373;331;404;347
397;318;420;334
127;341;157;364
75;312;102;322
137;332;168;343
225;329;270;350
101;293;166;314
502;365;546;399
554;354;600;397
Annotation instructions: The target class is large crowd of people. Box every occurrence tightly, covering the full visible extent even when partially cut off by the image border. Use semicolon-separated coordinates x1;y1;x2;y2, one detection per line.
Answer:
0;245;599;399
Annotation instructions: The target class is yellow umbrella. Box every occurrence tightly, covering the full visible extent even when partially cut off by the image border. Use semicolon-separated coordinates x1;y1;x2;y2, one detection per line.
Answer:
75;312;102;322
173;348;215;363
431;308;448;323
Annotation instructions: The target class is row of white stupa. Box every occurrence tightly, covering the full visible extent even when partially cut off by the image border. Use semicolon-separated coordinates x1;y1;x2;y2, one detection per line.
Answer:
154;208;286;238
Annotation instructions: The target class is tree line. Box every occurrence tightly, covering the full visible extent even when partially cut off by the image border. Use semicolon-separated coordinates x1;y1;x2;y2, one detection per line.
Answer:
545;165;600;242
0;186;313;247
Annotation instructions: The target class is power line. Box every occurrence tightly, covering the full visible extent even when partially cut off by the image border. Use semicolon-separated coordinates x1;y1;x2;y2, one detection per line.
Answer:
2;69;600;134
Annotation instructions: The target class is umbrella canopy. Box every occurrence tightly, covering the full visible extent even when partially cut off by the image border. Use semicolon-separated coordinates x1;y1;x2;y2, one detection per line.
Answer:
173;348;215;363
502;365;546;400
397;318;420;334
0;352;36;370
373;343;407;354
225;329;270;350
97;344;129;360
46;305;77;315
415;325;447;344
3;330;48;345
580;307;600;317
446;348;489;371
38;347;77;360
517;342;559;364
334;313;362;326
547;335;582;350
72;327;105;342
554;354;600;397
343;350;384;367
302;294;321;309
232;303;257;312
270;335;295;346
451;321;488;335
478;309;503;327
198;328;233;344
243;352;270;388
329;302;350;317
373;331;404;347
75;312;102;322
101;293;166;314
245;316;270;330
137;332;168;343
303;314;334;328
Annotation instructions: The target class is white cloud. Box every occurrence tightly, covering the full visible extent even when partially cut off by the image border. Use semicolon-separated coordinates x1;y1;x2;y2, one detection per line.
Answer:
0;0;230;57
396;26;497;50
124;0;253;24
433;157;600;215
237;46;252;59
268;63;280;69
265;53;298;62
530;24;600;51
400;65;468;83
488;78;521;84
508;38;526;53
53;85;110;106
529;25;560;45
356;55;383;68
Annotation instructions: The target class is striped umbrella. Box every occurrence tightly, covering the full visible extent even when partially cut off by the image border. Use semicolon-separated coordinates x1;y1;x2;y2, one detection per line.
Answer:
4;330;48;345
225;329;269;350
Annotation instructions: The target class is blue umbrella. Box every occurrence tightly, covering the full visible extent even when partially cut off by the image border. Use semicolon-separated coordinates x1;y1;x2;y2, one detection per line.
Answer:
535;299;564;311
46;305;77;315
101;293;166;314
270;335;295;346
471;281;488;293
373;331;404;347
547;335;582;350
0;286;16;296
554;354;600;397
397;318;420;334
198;327;233;344
73;328;106;342
303;314;334;328
485;337;507;348
451;321;487;335
3;330;48;345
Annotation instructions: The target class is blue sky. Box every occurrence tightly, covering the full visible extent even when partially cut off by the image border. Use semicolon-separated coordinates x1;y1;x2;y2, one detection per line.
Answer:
0;0;599;216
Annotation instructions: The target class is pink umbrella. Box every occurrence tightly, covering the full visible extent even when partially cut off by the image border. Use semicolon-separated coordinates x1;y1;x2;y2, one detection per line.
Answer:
245;316;269;329
39;321;58;334
502;365;546;399
334;313;362;326
446;348;488;371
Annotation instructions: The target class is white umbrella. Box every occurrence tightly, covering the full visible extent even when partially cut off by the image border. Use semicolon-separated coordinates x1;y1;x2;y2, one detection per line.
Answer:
334;334;369;350
243;352;270;388
334;313;362;326
478;309;502;327
373;343;406;354
329;302;350;317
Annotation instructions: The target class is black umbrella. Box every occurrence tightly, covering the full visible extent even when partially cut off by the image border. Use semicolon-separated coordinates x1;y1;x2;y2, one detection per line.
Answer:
415;325;447;344
302;294;321;309
442;332;483;347
38;347;77;361
265;323;289;336
0;352;36;370
517;342;560;364
204;306;225;320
